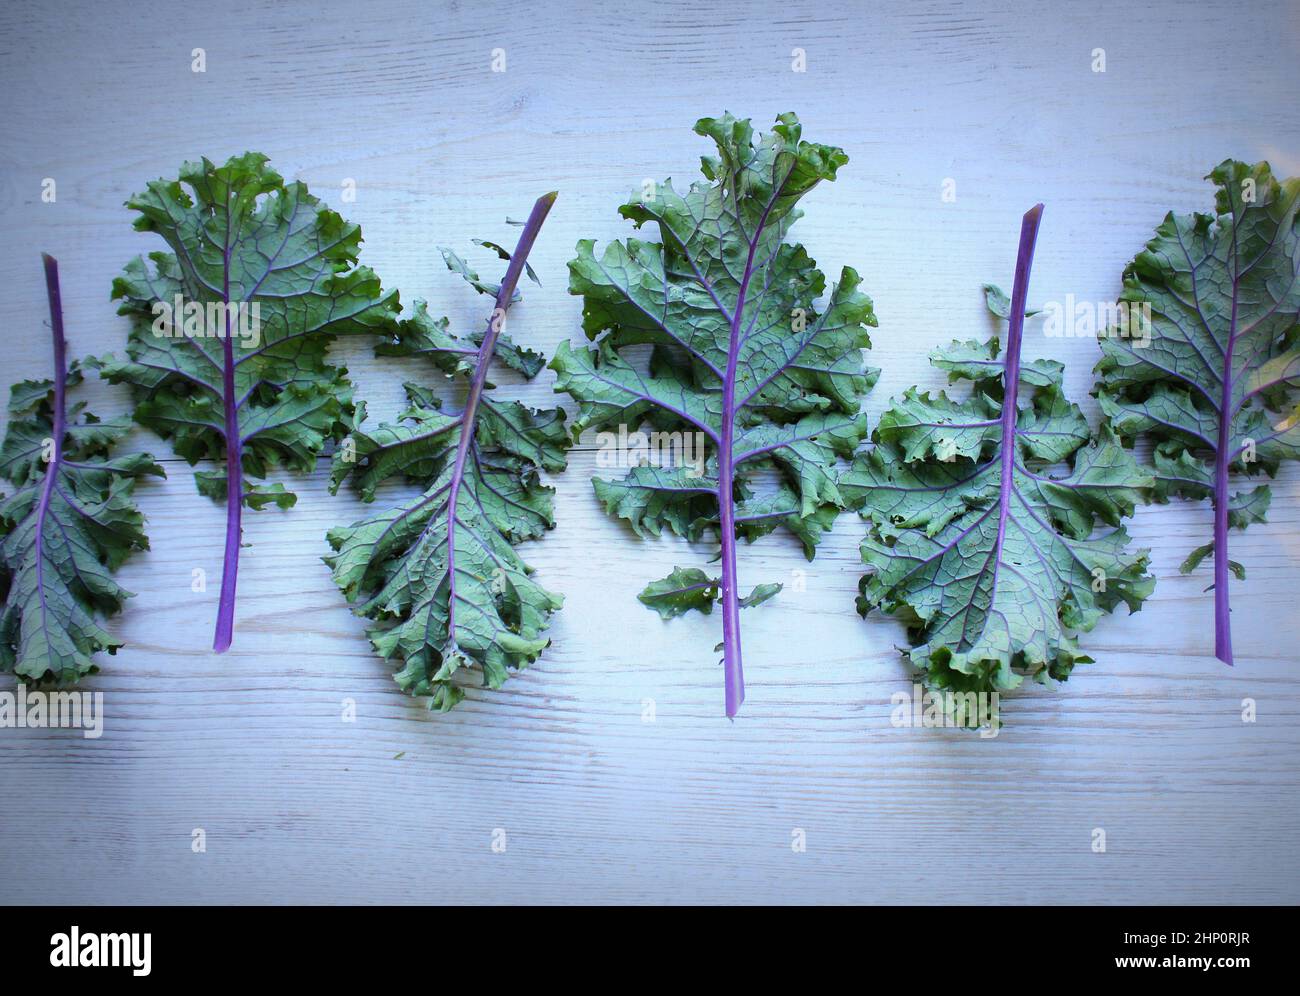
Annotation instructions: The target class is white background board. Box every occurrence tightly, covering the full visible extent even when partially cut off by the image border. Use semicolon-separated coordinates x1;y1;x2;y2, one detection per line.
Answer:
1;0;1298;904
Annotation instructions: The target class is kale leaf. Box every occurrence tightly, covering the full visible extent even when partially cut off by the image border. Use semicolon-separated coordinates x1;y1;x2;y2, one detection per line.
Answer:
552;113;876;716
1;256;163;684
847;207;1154;698
326;194;567;711
98;153;400;651
1094;161;1300;663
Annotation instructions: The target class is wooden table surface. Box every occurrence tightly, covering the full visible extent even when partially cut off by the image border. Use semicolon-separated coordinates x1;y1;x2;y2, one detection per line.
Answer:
2;0;1298;905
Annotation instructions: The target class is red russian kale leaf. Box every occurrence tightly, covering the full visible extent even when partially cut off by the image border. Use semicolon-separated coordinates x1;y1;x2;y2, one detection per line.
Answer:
99;154;400;652
326;194;568;711
1;256;163;683
552;113;876;716
847;208;1154;699
1095;162;1300;663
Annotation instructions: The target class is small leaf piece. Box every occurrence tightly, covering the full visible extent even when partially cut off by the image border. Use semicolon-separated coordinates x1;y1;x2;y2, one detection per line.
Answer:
0;256;163;684
982;283;1041;320
639;567;719;618
739;582;782;609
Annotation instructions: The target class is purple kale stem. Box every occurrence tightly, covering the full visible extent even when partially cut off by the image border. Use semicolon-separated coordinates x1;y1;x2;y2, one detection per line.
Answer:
717;191;783;717
213;240;241;653
442;191;557;645
1212;293;1239;665
993;205;1044;562
40;255;68;453
34;255;69;664
718;381;744;717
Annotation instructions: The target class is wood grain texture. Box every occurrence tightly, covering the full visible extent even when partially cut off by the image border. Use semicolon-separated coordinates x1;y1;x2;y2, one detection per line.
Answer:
1;0;1298;905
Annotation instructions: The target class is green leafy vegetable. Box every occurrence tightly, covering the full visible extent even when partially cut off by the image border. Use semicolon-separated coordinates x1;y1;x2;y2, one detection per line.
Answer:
847;207;1154;698
98;153;400;651
326;194;567;711
1094;161;1300;663
552;112;876;716
1;256;163;684
983;282;1040;320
